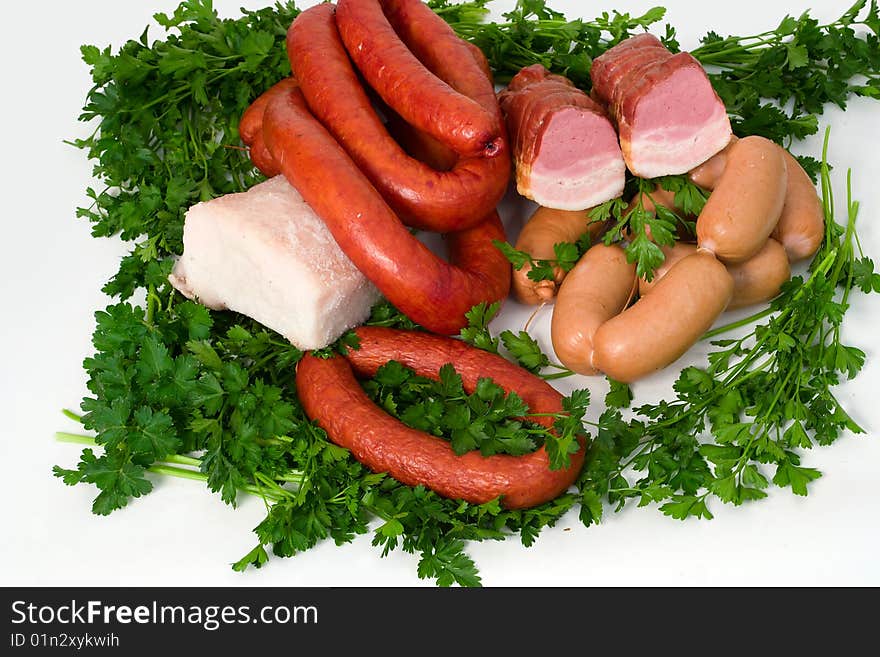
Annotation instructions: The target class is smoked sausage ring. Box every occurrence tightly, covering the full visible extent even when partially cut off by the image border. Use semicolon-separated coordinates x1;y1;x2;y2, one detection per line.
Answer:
296;327;587;509
287;4;509;232
261;85;511;336
335;0;503;159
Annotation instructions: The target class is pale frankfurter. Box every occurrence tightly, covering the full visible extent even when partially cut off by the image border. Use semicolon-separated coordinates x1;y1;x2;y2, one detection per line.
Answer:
512;206;606;305
550;243;637;375
640;239;790;309
688;135;738;190
696;136;788;264
772;148;825;261
690;136;823;262
593;251;733;382
726;238;791;309
637;242;698;296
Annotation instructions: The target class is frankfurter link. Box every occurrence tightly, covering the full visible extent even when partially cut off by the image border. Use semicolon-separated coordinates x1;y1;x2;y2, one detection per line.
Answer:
689;137;823;262
639;239;790;310
512;206;606;305
550;243;637;375
688;135;738;191
772;148;825;261
592;250;733;383
696;136;788;263
637;242;698;296
335;0;503;159
725;238;791;309
296;328;586;509
287;3;509;232
261;86;510;336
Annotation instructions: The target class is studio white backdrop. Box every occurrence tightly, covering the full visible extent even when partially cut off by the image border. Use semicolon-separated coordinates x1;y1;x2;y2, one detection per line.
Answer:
0;0;877;586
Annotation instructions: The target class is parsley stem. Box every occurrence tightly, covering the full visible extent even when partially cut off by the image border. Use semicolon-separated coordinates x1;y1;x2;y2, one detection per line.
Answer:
541;370;576;380
148;465;286;502
55;432;98;447
148;464;207;483
702;307;775;340
62;409;84;423
55;432;204;468
55;432;304;496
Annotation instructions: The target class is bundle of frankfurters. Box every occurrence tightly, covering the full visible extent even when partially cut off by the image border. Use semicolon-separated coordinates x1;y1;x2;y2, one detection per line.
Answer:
170;0;824;510
505;37;824;384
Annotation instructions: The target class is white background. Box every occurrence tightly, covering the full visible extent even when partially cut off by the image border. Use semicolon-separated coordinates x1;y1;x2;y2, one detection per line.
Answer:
1;0;877;587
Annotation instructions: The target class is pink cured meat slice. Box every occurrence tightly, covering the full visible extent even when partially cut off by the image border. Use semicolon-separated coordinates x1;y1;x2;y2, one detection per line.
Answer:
591;35;732;178
499;64;625;211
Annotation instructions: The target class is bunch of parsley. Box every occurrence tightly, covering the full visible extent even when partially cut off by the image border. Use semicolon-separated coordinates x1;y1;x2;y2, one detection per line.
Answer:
494;174;706;284
58;0;878;586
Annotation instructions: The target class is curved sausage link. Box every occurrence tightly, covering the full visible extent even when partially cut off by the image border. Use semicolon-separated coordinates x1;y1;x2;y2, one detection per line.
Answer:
772;148;825;262
296;327;586;509
593;251;733;383
690;136;823;262
550;243;637;375
696;136;788;264
639;240;790;310
261;86;510;335
335;0;503;159
512;206;607;305
287;4;509;232
379;0;501;122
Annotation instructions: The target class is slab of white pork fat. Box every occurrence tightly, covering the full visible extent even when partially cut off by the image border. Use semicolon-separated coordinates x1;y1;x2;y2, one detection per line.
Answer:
169;175;380;350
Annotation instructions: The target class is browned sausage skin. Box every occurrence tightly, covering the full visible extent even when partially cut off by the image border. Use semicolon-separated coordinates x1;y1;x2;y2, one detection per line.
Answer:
287;3;509;232
639;240;791;309
239;78;300;146
296;328;586;509
335;0;503;159
379;0;501;125
772;148;825;261
696;136;788;263
512;206;606;305
593;251;733;383
261;86;510;336
239;78;301;178
551;244;637;375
